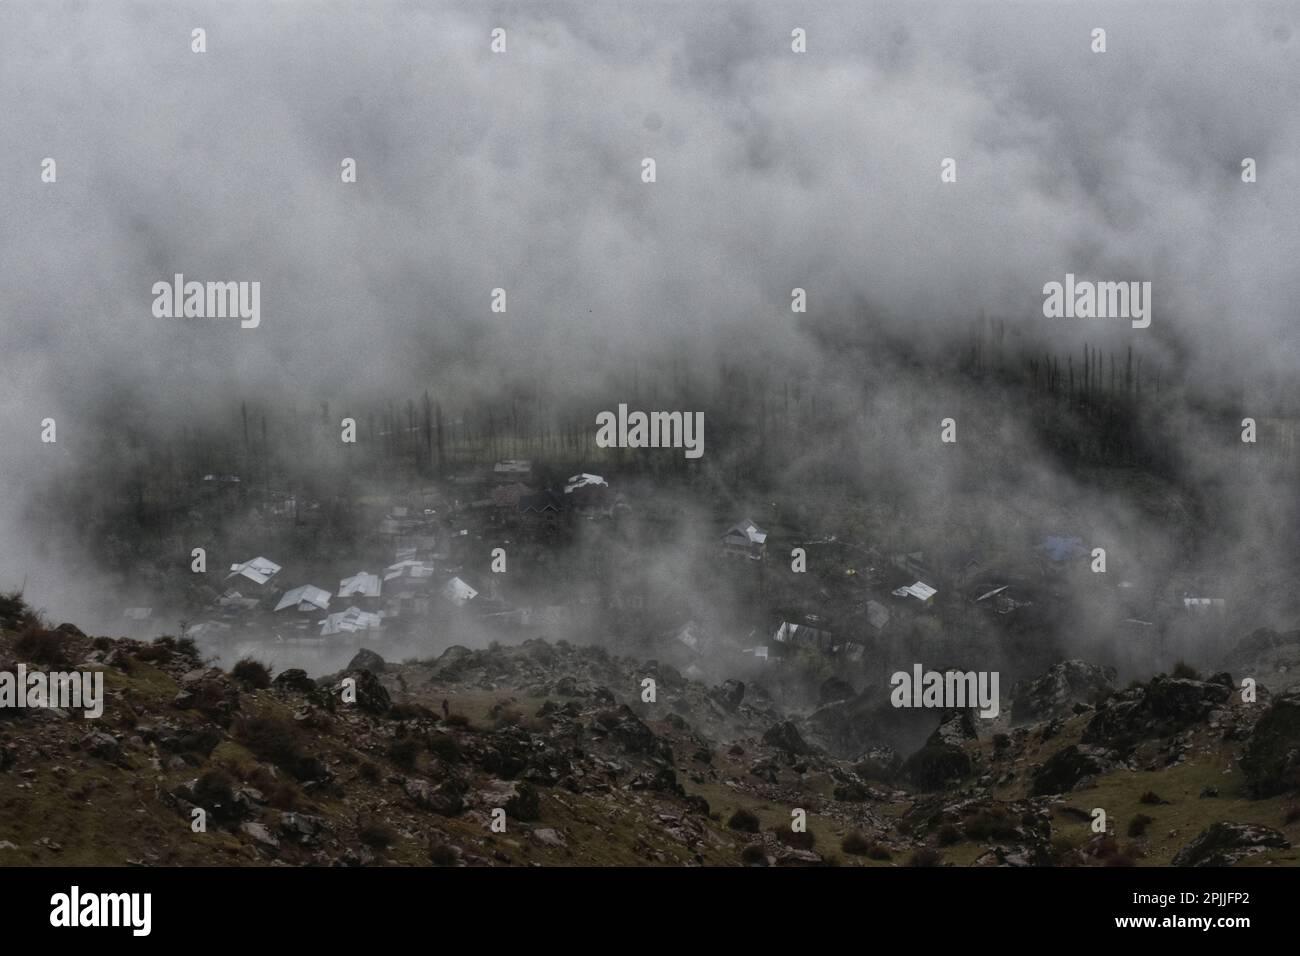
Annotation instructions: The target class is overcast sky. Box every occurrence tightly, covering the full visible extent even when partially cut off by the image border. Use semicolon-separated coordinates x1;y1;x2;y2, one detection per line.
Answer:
1;1;1298;605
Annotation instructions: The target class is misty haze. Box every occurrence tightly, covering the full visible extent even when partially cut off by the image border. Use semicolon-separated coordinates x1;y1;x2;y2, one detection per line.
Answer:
1;0;1299;883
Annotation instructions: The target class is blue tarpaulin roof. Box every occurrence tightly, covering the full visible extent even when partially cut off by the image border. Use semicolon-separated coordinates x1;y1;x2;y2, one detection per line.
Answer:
1041;536;1087;562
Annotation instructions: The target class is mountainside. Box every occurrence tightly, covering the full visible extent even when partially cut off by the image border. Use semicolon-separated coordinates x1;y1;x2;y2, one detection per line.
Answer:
2;599;1298;868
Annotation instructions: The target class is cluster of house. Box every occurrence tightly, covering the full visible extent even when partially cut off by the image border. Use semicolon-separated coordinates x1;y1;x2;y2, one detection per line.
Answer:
700;520;1231;668
466;461;628;531
174;459;633;646
147;461;1233;664
184;539;485;646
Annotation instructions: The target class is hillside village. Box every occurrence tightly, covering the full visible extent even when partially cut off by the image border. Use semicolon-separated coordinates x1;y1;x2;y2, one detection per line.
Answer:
88;449;1245;707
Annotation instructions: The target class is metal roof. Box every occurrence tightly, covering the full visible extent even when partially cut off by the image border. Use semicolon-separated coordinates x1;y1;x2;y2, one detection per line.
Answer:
338;571;382;598
227;556;282;585
274;585;332;613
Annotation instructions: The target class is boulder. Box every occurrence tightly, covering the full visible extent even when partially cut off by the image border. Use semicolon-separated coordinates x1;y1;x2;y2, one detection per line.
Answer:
629;767;683;795
553;675;612;701
1240;691;1300;797
531;827;566;848
272;668;317;694
903;743;972;790
930;708;978;748
711;679;746;713
1082;676;1230;750
279;811;324;845
818;677;855;706
773;846;824;866
853;746;901;782
1030;744;1112;796
477;779;540;821
239;821;280;850
808;693;935;758
405;778;465;816
334;670;391;715
594;705;672;759
762;720;814;755
1171;822;1289;866
346;648;386;674
179;678;241;726
1012;660;1116;725
81;731;121;763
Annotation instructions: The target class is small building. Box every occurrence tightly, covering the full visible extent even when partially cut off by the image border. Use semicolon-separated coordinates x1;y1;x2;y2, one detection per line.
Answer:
564;473;611;517
227;556;282;587
892;580;938;604
493;459;533;482
722;519;768;560
443;577;479;607
517;489;566;532
384;559;436;583
319;606;384;636
274;585;332;613
772;619;833;650
338;571;382;600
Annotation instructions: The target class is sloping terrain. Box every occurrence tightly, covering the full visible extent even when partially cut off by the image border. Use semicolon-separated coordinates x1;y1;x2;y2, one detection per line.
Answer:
1;595;1298;867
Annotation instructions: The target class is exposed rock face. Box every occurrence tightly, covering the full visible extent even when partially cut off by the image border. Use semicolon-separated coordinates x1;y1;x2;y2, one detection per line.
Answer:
1240;690;1300;797
5;584;1297;869
931;708;979;747
333;670;391;715
81;731;121;763
903;744;972;790
762;720;814;755
279;812;324;845
405;778;466;816
594;705;672;760
346;648;387;674
808;693;938;758
477;779;541;821
272;668;317;694
818;677;855;706
174;676;242;726
1030;744;1113;796
1171;822;1290;866
711;679;746;713
901;710;980;790
853;746;901;782
552;675;612;701
1083;676;1231;751
1012;660;1116;725
239;821;280;850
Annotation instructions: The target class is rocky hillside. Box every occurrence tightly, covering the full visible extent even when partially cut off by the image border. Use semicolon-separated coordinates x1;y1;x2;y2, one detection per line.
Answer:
1;596;1298;867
